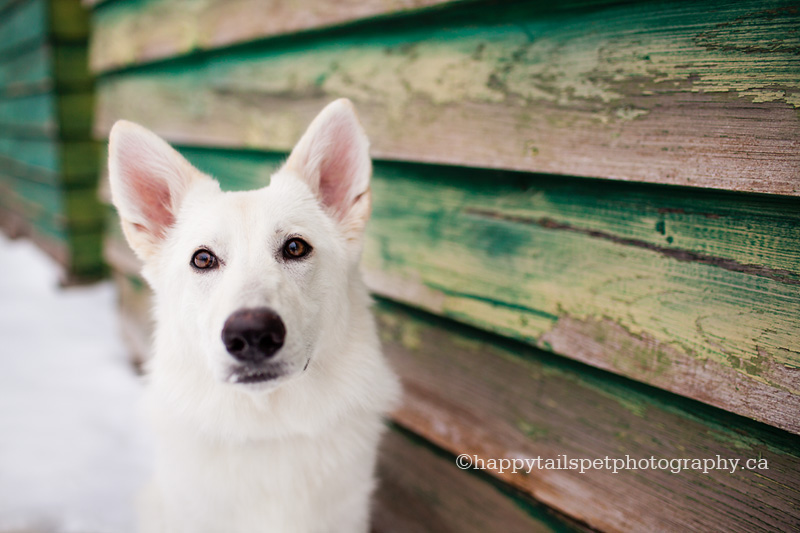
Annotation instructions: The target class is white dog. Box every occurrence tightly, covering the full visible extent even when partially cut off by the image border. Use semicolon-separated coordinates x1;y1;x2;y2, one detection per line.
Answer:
108;99;401;533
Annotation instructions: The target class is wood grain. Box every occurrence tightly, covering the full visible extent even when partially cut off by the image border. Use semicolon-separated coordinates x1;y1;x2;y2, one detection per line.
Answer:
88;0;471;72
104;265;800;533
94;0;800;195
375;429;574;533
97;146;800;433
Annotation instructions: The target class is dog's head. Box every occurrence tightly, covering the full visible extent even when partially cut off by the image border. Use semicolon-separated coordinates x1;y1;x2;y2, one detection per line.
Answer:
109;99;373;392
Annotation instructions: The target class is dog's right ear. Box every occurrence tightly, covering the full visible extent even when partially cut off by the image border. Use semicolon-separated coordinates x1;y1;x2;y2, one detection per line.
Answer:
108;120;209;260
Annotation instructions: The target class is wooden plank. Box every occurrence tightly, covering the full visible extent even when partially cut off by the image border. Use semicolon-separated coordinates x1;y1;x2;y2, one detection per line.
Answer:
0;0;25;15
89;0;472;72
374;429;575;533
0;0;47;55
0;174;66;239
0;170;102;231
0;173;103;279
104;261;800;532
0;136;98;183
0;43;88;97
0;91;57;135
0;200;69;266
380;302;800;533
94;0;800;195
0;43;52;96
0;171;64;221
364;171;800;435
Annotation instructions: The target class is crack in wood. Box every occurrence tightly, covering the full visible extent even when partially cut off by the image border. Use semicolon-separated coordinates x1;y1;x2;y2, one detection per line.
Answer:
464;207;800;287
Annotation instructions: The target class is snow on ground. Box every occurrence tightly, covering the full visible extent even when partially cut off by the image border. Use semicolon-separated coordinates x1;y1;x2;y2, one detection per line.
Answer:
0;233;151;533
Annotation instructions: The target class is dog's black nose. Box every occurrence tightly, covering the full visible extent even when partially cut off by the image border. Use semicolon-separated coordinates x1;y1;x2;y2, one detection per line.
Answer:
222;308;286;363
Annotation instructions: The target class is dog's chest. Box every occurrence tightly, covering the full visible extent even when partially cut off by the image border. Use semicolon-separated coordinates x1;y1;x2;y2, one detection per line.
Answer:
150;420;380;533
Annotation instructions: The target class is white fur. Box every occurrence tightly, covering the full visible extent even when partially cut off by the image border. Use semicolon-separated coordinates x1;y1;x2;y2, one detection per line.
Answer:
108;99;401;533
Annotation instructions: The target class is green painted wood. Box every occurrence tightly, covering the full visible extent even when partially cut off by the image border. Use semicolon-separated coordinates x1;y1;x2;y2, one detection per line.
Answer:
94;0;800;195
0;44;88;97
99;145;800;433
0;0;89;54
363;168;800;435
0;136;61;176
0;0;100;280
0;173;66;238
3;173;99;228
0;0;24;14
0;43;51;96
376;302;800;532
0;0;47;55
103;259;800;532
0;136;98;182
89;0;476;72
375;428;577;533
0;91;57;135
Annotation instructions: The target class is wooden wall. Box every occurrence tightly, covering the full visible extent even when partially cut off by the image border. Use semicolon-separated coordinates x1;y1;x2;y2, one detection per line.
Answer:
88;0;800;531
0;0;103;280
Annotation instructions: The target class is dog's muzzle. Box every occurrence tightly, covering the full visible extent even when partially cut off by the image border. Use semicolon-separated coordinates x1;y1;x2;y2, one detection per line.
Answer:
222;307;286;364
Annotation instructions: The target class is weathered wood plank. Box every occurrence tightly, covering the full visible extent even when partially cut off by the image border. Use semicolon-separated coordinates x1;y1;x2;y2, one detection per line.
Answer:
379;303;800;533
0;0;47;54
96;146;800;433
88;0;473;72
0;92;57;135
0;174;103;280
374;428;575;533
0;200;68;265
0;0;25;15
95;0;800;195
0;43;88;97
0;172;64;221
366;171;800;435
0;170;101;227
0;175;65;238
0;136;98;182
0;43;51;96
104;262;800;532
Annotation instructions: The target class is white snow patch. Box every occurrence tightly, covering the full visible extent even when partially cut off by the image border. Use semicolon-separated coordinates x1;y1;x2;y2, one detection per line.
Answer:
0;233;151;533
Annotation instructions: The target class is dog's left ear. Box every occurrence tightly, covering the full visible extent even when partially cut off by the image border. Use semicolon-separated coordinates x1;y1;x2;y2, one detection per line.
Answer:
282;99;372;238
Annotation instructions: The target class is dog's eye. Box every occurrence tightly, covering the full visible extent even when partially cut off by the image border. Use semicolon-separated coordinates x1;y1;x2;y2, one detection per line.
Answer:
191;249;218;270
283;238;311;259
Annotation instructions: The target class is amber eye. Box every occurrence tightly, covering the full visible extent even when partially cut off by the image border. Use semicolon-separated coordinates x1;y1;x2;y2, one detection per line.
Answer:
191;249;218;270
283;238;311;259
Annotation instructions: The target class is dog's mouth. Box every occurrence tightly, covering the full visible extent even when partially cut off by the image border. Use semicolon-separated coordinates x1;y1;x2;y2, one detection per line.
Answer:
228;365;285;384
